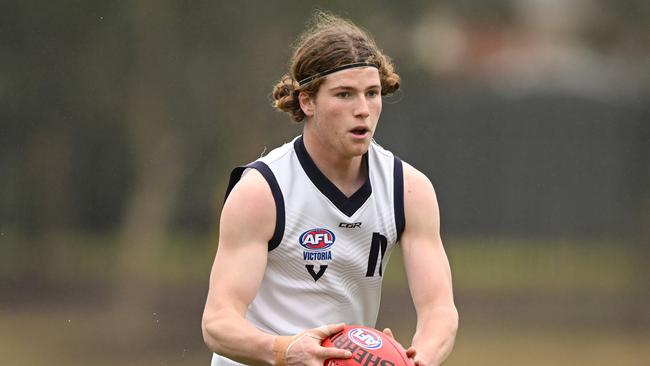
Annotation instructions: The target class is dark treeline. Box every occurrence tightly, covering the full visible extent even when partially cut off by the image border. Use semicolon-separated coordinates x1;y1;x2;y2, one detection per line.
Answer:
1;0;648;242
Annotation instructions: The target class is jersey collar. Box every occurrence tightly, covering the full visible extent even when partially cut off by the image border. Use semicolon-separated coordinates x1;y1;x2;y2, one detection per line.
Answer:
294;136;372;217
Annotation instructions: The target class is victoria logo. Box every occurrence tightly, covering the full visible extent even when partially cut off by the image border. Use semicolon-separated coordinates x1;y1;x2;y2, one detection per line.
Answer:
347;328;383;350
299;228;335;251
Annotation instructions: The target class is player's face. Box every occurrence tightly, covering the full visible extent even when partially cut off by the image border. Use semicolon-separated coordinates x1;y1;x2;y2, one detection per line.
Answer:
302;67;382;159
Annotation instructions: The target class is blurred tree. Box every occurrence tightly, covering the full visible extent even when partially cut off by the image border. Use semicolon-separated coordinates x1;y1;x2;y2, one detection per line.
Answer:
112;0;186;339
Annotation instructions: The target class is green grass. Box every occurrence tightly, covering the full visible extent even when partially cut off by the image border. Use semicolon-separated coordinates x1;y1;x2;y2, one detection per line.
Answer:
383;236;641;293
0;231;215;284
3;232;644;295
2;306;648;366
447;324;650;366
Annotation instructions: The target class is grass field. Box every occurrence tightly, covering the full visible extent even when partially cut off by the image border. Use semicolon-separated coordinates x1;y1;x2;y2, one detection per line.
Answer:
2;304;648;366
1;233;647;365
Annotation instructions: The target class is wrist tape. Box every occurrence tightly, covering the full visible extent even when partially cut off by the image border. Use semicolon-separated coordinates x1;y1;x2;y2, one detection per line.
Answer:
272;327;329;366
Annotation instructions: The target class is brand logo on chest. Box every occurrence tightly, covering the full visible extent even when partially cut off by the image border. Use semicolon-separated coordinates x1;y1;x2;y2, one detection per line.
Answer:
299;228;335;251
299;228;335;281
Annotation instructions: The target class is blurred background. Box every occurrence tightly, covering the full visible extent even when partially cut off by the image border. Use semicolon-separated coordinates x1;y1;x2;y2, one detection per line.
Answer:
1;0;648;365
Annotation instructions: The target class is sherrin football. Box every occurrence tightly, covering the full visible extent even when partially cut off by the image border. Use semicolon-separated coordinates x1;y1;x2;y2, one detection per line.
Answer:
321;325;414;366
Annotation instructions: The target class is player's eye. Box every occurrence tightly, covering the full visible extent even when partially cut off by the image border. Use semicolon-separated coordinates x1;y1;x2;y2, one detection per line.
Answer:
336;91;351;98
366;89;379;97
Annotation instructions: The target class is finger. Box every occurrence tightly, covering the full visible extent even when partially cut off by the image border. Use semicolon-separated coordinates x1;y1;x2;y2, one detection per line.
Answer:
382;327;394;339
316;346;352;360
317;322;346;337
405;346;417;358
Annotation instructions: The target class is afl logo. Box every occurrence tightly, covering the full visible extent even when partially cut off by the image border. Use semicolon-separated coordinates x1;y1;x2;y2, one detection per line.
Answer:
348;328;383;350
299;228;335;251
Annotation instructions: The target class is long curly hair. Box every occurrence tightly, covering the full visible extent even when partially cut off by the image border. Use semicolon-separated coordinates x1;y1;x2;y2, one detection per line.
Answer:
271;11;401;123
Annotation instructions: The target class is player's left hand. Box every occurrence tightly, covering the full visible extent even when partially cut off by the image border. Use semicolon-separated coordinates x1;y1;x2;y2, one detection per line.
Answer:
382;328;426;366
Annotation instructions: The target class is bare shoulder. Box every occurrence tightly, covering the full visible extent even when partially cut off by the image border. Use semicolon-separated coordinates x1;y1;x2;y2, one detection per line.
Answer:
220;168;276;244
224;169;274;214
402;161;437;203
400;161;440;241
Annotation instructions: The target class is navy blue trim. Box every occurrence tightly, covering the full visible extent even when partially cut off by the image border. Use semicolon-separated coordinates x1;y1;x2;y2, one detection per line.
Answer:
294;136;371;217
393;156;405;242
224;167;247;201
224;162;285;251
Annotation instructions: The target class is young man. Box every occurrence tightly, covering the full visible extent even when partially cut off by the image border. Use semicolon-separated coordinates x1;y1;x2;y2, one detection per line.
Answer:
202;12;458;366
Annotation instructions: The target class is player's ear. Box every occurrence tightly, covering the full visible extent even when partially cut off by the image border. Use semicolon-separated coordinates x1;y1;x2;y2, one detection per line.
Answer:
299;91;315;117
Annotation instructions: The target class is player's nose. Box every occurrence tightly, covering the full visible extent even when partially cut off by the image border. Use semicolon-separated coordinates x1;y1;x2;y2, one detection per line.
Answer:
353;95;370;118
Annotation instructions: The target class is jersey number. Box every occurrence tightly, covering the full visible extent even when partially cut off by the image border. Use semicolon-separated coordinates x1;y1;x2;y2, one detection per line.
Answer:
366;232;387;277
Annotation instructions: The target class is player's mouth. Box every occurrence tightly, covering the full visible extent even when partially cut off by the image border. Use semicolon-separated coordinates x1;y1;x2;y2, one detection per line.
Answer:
349;126;371;139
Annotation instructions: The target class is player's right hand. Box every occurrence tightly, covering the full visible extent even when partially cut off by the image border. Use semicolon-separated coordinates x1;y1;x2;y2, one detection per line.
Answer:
273;323;352;366
382;328;422;366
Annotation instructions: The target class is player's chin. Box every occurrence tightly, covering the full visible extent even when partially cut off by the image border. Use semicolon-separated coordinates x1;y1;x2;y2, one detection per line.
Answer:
346;144;370;158
346;137;371;152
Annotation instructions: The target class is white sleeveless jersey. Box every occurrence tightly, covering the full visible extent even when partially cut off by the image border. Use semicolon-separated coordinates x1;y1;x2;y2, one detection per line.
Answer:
212;136;404;366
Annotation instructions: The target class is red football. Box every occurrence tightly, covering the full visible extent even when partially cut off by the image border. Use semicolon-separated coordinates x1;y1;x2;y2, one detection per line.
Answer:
321;325;413;366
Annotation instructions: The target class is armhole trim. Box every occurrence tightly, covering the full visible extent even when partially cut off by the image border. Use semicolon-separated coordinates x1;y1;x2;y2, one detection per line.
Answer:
393;156;405;242
224;161;285;252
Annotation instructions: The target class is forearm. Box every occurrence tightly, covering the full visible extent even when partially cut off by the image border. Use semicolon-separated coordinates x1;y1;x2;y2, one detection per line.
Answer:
202;307;276;366
411;305;459;366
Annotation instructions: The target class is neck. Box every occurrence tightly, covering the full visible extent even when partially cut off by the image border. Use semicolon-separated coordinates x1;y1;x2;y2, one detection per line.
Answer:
302;133;367;197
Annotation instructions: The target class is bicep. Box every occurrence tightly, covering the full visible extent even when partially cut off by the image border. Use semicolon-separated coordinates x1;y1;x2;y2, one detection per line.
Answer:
206;169;276;315
399;164;454;310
